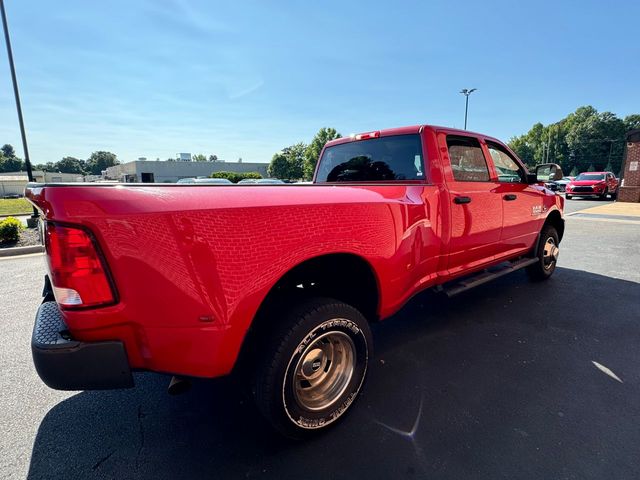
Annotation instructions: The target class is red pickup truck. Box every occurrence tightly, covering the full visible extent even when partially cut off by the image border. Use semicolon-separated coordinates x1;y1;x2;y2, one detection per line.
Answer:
26;125;564;437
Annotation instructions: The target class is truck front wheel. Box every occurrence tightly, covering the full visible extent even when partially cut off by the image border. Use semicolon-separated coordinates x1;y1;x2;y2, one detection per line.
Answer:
253;297;372;438
526;225;560;281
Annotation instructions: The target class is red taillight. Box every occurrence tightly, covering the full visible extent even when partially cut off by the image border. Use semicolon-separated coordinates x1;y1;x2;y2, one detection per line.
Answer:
44;223;116;309
355;131;380;140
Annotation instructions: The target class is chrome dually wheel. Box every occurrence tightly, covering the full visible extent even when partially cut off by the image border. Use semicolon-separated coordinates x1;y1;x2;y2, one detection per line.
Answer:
254;298;372;439
527;224;560;281
542;236;559;271
292;330;356;411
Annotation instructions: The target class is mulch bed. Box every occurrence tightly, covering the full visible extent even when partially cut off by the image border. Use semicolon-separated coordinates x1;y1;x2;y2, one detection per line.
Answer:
0;228;42;249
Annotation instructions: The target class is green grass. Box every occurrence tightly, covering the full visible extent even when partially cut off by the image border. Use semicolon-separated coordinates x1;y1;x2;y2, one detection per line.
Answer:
0;198;32;216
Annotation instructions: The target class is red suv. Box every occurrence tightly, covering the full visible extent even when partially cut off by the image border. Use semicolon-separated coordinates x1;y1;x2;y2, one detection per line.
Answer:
565;171;618;200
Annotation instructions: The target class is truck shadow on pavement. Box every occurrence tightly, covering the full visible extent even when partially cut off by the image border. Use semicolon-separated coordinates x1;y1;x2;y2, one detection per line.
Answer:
28;268;640;479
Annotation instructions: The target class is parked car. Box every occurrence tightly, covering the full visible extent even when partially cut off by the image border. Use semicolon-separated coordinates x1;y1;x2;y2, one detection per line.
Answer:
193;178;233;184
553;176;575;192
177;177;232;184
26;124;564;438
565;172;618;199
544;180;560;192
255;178;285;184
238;178;285;184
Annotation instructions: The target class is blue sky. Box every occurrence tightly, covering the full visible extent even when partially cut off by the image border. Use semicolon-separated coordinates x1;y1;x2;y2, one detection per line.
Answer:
1;0;638;164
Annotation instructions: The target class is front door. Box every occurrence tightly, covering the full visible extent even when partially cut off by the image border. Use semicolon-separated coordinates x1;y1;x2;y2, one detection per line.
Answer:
484;140;542;257
443;134;503;275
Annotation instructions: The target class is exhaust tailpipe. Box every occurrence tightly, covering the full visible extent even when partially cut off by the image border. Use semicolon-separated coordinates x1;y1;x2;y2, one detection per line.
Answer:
167;376;191;395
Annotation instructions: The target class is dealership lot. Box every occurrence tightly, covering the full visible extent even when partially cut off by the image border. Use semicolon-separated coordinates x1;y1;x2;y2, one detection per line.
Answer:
1;198;639;479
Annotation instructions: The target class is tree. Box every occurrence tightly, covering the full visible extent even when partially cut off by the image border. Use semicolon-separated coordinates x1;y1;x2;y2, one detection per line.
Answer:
624;114;640;132
85;151;119;175
210;171;262;183
192;154;207;162
208;154;218;162
0;144;23;172
508;135;535;166
509;106;635;175
268;152;291;179
268;142;305;180
1;144;16;158
565;109;625;172
33;162;56;172
56;156;85;174
304;128;341;179
0;155;23;172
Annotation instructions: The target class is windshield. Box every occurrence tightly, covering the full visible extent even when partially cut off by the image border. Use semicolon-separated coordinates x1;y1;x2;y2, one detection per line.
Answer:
316;134;424;183
575;173;605;181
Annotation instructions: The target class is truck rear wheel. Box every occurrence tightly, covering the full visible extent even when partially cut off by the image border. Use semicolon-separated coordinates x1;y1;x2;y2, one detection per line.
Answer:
526;225;559;281
253;297;372;439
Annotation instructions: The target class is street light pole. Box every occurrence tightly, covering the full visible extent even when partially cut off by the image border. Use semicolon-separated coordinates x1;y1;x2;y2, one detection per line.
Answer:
1;0;38;222
460;88;477;130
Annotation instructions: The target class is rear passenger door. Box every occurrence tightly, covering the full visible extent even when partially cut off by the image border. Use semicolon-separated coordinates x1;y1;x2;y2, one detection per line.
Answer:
443;134;503;274
484;141;542;257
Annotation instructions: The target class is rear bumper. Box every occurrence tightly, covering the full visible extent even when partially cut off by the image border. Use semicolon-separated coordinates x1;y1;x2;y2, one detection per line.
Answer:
32;301;134;390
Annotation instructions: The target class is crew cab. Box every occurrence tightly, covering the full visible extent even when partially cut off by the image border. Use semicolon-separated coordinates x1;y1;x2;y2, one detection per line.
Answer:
565;171;619;200
26;125;564;438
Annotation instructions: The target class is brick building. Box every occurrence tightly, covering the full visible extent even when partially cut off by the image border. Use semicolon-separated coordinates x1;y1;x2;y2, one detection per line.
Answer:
618;129;640;203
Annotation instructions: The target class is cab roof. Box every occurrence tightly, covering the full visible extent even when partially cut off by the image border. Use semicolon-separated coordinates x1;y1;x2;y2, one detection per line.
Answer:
324;124;504;148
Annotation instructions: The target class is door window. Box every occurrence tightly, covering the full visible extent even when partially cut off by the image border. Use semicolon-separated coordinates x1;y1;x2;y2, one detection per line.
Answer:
446;135;490;182
486;142;524;183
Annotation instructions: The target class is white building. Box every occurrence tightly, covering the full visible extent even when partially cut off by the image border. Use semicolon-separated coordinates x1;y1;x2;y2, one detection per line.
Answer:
0;171;85;197
104;159;269;183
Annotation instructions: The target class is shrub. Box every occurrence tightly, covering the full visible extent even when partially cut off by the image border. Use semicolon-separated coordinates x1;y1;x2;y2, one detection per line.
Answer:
210;171;262;183
0;217;24;243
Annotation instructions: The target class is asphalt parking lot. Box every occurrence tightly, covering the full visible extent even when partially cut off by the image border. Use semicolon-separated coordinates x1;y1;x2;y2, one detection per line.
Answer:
2;198;639;479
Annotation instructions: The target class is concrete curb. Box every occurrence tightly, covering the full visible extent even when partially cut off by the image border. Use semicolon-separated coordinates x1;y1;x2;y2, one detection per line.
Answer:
0;245;44;257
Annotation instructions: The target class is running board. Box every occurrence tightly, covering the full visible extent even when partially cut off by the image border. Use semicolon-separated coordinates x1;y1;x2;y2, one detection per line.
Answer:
441;257;538;297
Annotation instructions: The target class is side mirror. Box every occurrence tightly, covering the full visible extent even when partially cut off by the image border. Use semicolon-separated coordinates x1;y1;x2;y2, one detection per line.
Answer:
534;163;563;183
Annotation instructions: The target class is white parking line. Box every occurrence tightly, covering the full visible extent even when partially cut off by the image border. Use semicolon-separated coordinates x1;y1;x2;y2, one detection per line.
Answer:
592;361;623;383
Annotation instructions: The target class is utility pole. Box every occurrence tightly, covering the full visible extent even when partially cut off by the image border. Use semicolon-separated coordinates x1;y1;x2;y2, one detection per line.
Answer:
607;140;613;169
460;88;477;130
1;0;38;223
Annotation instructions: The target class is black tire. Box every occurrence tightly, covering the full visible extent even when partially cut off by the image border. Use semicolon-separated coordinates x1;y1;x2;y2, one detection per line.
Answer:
599;188;608;200
610;189;618;200
565;194;572;200
527;225;560;281
253;297;372;439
